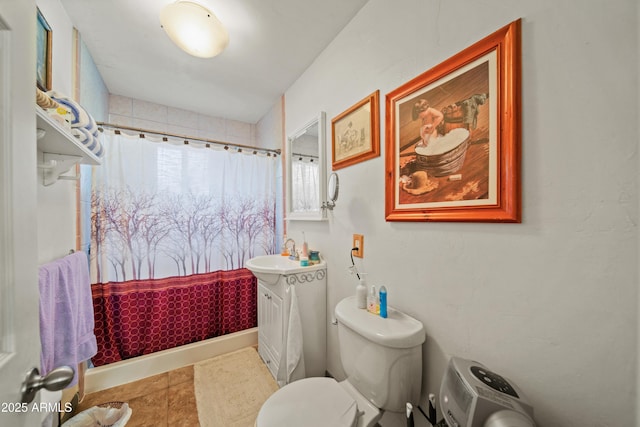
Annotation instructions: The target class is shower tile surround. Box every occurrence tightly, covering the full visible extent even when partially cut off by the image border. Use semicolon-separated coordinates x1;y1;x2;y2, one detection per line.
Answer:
108;95;257;146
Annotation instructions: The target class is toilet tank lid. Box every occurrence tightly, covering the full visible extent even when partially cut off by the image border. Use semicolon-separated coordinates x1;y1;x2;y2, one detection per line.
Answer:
335;296;425;349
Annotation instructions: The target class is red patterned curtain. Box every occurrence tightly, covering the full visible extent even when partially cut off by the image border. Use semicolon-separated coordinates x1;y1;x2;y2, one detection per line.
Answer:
91;269;257;366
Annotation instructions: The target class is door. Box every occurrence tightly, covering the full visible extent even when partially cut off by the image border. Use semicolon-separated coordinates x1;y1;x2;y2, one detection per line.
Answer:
0;4;45;425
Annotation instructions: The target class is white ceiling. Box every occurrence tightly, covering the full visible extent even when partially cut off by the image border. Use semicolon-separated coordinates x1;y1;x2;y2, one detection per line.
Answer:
60;0;370;124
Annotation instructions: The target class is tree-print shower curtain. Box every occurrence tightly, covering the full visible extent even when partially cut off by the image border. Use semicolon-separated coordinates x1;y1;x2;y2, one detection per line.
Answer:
90;131;277;365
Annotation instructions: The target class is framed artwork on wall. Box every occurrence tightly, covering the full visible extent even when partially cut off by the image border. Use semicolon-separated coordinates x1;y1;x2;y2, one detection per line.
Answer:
385;19;521;222
36;8;52;91
331;90;380;170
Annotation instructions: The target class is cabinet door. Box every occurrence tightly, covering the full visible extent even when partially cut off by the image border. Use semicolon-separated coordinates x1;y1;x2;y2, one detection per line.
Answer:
267;289;283;370
257;284;273;366
257;283;284;379
257;284;268;348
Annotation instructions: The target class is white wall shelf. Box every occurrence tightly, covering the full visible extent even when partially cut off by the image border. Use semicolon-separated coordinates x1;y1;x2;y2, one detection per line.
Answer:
36;105;101;166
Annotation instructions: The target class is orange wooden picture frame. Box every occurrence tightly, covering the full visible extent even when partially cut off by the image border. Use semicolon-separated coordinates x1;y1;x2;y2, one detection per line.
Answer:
385;19;521;222
331;90;380;170
36;8;52;92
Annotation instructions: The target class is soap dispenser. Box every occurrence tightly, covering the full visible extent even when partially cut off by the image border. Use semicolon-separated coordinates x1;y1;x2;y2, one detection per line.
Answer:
355;274;367;309
367;285;379;314
301;232;308;258
300;232;309;266
379;286;387;318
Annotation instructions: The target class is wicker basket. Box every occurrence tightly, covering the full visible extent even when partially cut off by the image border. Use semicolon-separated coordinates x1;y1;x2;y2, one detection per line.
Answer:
97;401;126;409
95;402;128;427
36;87;59;109
63;400;130;427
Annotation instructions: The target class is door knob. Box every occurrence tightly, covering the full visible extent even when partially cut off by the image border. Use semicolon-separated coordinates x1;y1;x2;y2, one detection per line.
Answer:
20;366;75;404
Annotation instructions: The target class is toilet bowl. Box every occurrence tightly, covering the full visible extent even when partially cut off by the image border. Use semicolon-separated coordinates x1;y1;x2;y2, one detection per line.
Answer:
256;377;379;427
256;295;425;427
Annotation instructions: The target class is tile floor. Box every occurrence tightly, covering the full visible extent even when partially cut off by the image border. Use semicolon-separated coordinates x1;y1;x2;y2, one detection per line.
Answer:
70;365;200;426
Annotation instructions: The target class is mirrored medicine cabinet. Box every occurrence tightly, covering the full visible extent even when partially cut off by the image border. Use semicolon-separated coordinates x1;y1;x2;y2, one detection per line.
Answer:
286;112;327;221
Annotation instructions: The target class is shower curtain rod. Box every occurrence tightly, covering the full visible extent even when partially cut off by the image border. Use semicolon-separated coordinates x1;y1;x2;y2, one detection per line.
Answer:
96;121;282;156
292;152;319;160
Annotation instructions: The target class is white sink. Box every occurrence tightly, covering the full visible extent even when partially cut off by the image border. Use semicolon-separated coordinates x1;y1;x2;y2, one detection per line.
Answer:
246;254;326;285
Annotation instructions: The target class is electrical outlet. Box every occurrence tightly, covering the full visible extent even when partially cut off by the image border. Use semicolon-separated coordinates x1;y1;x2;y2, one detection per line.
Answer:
352;234;364;258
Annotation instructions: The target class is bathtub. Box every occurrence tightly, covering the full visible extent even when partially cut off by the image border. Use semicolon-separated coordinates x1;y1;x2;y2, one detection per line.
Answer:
84;327;258;394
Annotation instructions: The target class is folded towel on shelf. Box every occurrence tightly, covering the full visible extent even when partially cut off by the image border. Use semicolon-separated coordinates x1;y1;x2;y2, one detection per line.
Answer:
39;251;97;387
84;113;99;136
70;127;90;144
93;141;104;157
89;131;104;157
43;91;106;158
71;127;103;156
45;106;74;129
47;91;99;135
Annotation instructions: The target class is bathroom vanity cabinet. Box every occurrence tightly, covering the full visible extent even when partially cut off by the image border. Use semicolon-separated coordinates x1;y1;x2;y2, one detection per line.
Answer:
257;282;284;378
256;268;327;381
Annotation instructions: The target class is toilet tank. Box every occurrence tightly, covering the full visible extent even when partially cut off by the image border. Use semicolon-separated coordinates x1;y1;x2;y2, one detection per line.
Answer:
335;296;425;412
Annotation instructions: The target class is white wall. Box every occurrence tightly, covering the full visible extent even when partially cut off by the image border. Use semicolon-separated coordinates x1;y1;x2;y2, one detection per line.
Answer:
284;1;638;426
256;96;284;151
36;0;77;264
36;2;112;263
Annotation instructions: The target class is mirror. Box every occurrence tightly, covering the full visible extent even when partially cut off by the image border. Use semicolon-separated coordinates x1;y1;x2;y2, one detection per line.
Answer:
287;112;326;220
328;172;339;203
322;173;339;211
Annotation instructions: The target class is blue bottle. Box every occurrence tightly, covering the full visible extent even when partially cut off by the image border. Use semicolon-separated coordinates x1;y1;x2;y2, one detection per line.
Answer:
379;286;387;318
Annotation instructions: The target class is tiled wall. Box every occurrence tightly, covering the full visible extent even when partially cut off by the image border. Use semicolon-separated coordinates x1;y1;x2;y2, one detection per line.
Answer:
108;95;257;147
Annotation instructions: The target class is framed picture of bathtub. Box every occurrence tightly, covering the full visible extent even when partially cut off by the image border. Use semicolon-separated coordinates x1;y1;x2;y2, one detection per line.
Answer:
36;8;52;91
331;90;380;170
385;19;521;222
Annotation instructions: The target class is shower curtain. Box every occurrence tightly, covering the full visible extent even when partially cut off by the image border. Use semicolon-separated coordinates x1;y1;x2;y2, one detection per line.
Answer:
90;131;278;366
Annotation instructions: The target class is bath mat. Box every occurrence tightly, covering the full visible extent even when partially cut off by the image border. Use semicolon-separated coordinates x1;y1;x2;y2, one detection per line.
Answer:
194;347;278;427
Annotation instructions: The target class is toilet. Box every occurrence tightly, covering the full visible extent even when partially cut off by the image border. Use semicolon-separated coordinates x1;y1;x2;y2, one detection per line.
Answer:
256;295;425;427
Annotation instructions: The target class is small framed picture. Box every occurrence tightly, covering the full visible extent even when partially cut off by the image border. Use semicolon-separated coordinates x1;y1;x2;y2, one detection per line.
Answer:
36;8;52;91
331;90;380;170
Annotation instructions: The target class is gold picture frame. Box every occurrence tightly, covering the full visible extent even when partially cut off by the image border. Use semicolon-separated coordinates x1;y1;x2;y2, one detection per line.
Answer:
331;90;380;170
385;20;521;222
36;7;52;91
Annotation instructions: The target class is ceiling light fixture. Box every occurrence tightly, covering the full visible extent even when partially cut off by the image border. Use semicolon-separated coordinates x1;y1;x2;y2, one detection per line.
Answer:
160;1;229;58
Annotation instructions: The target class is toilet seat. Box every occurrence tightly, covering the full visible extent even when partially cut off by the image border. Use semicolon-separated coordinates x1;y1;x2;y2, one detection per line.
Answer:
256;377;358;427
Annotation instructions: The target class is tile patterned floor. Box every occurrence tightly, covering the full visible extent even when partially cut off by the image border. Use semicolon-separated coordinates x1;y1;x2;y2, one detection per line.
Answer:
72;365;200;426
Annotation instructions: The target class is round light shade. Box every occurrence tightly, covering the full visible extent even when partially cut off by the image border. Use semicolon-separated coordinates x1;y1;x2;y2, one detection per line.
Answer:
160;1;229;58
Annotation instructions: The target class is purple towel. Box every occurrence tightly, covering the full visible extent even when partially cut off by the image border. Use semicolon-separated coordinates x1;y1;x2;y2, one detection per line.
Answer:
39;251;97;386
